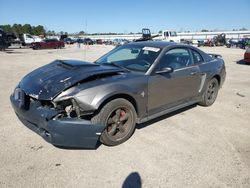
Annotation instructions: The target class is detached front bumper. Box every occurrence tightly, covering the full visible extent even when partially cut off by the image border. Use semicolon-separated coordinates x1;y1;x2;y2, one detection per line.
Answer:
10;95;105;149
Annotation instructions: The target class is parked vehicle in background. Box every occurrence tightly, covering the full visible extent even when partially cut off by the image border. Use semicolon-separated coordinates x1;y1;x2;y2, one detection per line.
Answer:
180;39;193;45
63;38;76;44
0;29;10;51
31;38;64;50
96;39;103;44
64;38;75;44
246;39;250;48
135;28;181;43
226;38;250;49
244;48;250;63
75;38;93;45
60;34;68;41
134;28;159;42
113;38;130;46
104;39;113;45
161;30;181;42
19;33;42;46
6;32;17;44
83;38;94;45
198;39;215;47
213;33;226;46
75;38;85;43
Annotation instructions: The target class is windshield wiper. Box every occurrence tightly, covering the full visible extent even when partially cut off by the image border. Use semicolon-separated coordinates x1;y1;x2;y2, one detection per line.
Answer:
104;62;131;72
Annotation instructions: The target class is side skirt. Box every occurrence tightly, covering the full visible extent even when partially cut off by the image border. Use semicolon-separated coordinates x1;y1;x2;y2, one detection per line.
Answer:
137;100;199;124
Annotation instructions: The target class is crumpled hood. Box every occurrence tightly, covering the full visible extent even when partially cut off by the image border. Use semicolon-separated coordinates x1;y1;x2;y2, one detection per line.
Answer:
19;60;122;100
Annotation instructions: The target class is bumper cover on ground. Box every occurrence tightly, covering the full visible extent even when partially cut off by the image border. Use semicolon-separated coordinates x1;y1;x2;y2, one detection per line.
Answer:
10;95;105;148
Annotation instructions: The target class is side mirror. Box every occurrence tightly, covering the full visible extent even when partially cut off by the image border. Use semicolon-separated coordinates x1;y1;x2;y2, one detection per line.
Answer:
155;67;173;74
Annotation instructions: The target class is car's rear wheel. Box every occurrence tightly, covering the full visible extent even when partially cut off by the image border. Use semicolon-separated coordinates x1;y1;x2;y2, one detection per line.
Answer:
199;78;219;106
91;98;137;146
34;45;41;50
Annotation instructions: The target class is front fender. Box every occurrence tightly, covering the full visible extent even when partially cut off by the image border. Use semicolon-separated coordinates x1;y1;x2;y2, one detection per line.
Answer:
92;84;147;118
59;74;148;119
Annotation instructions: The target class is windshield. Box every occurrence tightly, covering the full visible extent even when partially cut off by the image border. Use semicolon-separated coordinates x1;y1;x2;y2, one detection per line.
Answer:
95;45;161;72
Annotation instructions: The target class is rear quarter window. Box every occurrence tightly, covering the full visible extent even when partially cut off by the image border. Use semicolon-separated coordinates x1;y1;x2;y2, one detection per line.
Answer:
192;50;204;64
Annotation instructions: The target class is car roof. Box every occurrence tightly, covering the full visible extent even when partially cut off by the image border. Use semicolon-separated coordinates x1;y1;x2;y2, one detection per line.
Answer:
127;41;178;48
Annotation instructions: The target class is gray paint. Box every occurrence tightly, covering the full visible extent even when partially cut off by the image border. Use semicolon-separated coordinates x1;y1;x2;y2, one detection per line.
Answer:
10;41;226;148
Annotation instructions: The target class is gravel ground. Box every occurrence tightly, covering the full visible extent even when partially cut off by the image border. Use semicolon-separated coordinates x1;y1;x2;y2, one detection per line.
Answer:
0;44;249;188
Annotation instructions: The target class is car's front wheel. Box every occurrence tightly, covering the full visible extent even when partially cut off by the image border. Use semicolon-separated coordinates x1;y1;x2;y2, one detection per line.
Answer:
199;78;219;106
91;98;137;146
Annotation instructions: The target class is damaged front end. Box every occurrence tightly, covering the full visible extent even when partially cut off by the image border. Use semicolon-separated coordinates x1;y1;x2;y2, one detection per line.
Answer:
10;87;105;148
9;59;125;148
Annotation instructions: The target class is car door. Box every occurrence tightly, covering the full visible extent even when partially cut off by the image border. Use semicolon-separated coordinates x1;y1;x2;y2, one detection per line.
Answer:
52;40;58;48
42;39;49;48
46;39;54;48
147;47;202;115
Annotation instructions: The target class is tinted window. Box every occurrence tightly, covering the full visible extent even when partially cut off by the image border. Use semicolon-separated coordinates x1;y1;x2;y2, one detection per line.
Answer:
158;48;193;70
192;50;203;64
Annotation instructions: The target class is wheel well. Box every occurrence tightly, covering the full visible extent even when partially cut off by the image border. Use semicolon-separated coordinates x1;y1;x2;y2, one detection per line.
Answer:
97;94;138;115
213;75;221;86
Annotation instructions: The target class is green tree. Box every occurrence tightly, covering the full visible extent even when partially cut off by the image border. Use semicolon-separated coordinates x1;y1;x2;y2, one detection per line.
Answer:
22;24;32;34
46;30;52;36
201;29;209;32
78;31;85;35
12;24;23;34
239;27;247;31
32;25;45;35
51;30;55;35
0;24;12;32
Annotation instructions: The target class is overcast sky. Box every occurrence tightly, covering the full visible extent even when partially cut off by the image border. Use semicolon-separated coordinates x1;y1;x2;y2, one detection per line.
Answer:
0;0;250;33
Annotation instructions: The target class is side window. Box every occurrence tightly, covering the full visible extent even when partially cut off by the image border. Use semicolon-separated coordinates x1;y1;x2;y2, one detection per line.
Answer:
192;50;204;64
158;48;193;70
164;32;169;37
26;34;33;39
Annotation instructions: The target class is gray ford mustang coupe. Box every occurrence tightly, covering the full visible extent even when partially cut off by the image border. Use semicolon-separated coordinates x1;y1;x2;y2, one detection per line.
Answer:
10;41;226;148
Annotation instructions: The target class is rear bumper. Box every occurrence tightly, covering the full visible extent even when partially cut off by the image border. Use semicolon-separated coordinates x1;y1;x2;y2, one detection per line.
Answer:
244;56;250;63
10;95;105;149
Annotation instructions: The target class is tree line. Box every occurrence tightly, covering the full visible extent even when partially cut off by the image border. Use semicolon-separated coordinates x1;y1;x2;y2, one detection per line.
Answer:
1;24;248;36
0;24;46;35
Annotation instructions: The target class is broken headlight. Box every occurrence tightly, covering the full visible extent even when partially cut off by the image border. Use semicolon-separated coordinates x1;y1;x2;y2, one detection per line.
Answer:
55;98;80;118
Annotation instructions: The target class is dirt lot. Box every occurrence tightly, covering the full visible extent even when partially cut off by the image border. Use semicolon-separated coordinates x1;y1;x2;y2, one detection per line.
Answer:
0;45;249;188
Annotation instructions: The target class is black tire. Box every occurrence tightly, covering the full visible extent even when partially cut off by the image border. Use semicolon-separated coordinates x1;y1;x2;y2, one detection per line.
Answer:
33;45;41;50
91;98;137;146
199;78;219;106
